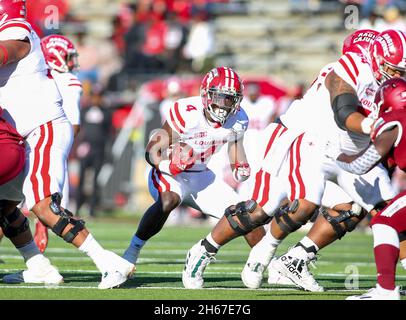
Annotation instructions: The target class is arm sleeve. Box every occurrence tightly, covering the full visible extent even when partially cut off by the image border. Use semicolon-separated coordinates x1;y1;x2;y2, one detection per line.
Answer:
61;84;82;126
336;144;382;175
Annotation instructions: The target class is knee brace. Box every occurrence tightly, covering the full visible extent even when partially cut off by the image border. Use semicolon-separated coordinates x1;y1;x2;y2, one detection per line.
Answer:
273;200;305;234
320;206;361;240
50;193;85;243
0;208;29;238
225;200;271;236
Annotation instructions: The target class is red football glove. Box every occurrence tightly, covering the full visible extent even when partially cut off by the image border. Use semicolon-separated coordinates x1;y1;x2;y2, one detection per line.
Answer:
232;162;251;182
160;142;196;176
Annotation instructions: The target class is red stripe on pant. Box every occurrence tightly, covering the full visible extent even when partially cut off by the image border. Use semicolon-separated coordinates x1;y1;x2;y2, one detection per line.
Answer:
41;122;54;199
251;170;264;201
258;172;271;207
151;169;163;192
288;134;305;200
294;134;305;199
30;125;46;204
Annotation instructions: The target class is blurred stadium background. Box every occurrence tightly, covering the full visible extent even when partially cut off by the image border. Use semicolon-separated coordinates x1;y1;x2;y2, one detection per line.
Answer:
25;0;406;221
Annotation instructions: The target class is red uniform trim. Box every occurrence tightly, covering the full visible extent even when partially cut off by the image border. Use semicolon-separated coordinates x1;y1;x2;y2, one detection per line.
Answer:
151;169;163;192
174;102;185;128
30;126;46;204
345;54;359;77
169;108;183;134
338;57;357;86
252;170;264;202
258;172;271;207
294;134;306;199
156;170;170;191
0;22;31;34
41;122;54;199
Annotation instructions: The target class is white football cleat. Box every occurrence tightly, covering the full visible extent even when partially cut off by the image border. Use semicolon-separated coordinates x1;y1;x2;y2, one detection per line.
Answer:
182;240;215;289
267;258;296;286
98;251;135;290
272;253;324;292
241;241;277;289
346;284;400;300
3;254;63;285
241;262;266;289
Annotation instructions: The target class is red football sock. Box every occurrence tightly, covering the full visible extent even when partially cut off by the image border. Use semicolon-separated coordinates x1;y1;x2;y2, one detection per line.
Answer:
374;244;399;290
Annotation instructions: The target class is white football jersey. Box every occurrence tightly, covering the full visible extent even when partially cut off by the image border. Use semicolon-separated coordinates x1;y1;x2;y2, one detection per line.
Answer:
243;95;276;131
165;96;249;171
0;19;65;137
51;70;82;126
280;52;378;155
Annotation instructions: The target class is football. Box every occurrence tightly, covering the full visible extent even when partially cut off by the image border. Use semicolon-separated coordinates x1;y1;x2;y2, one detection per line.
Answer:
168;141;194;162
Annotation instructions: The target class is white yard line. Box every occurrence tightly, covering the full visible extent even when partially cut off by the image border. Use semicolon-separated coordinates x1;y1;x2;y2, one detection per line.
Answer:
0;284;366;293
1;268;405;279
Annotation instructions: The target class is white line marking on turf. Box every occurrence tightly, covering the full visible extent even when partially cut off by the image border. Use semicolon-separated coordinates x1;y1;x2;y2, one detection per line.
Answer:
1;269;405;279
0;285;366;293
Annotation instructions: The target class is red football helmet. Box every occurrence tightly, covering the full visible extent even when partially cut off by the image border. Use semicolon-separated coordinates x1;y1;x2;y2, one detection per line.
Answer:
369;29;406;84
41;34;79;73
342;29;379;56
0;0;26;25
375;77;406;117
200;66;244;126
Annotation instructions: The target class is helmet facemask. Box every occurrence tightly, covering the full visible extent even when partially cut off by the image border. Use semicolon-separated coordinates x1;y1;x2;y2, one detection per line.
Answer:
204;88;242;125
378;60;406;84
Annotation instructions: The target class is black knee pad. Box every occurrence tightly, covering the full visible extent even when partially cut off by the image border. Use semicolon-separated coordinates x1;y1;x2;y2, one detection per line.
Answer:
0;208;29;238
49;193;85;243
273;200;305;234
399;231;406;242
320;207;361;240
225;200;271;235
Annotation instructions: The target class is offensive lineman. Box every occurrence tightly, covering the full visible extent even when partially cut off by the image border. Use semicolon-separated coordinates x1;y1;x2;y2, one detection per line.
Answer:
182;29;402;291
32;34;83;253
0;0;134;289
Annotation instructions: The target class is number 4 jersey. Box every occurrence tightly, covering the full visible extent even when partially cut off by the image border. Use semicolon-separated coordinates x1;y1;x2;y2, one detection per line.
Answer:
164;96;249;171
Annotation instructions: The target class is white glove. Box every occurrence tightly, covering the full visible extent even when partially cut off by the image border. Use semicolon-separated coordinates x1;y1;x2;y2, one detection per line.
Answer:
324;139;341;160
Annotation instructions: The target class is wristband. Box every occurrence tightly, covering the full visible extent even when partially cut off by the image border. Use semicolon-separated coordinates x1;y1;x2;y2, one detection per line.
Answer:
361;117;374;135
0;44;9;66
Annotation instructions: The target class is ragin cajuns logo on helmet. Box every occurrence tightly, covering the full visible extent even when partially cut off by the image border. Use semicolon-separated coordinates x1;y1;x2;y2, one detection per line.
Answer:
44;36;70;51
353;31;376;45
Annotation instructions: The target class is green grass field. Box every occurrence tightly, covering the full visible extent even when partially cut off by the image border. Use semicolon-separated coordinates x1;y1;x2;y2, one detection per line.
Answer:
0;218;405;300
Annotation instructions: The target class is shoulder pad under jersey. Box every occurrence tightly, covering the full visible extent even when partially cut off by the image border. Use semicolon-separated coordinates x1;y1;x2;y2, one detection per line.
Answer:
166;97;201;134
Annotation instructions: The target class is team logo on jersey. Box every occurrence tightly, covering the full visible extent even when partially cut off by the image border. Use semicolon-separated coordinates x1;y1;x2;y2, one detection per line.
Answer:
365;88;375;96
194;132;207;138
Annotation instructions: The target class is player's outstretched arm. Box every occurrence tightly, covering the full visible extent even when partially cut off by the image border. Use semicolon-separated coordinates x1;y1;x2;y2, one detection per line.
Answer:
228;136;250;182
335;127;399;175
325;71;373;135
0;39;30;66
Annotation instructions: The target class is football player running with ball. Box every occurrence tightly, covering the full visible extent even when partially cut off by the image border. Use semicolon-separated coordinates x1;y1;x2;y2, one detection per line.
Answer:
122;67;266;289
